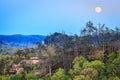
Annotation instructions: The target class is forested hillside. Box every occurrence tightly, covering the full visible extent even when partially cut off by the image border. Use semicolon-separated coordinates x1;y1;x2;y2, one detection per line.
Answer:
0;35;46;48
0;21;120;80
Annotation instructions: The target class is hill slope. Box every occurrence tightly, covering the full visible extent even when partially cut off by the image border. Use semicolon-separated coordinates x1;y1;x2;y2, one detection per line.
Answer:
0;35;46;48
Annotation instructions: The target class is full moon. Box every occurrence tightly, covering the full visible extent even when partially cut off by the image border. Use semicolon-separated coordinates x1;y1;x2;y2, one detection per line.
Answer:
95;7;102;13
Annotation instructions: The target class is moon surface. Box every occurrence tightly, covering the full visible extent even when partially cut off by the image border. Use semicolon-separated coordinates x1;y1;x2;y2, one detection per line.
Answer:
95;7;102;13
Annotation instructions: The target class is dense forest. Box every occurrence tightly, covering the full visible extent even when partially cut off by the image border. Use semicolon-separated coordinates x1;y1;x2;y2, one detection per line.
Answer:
0;21;120;80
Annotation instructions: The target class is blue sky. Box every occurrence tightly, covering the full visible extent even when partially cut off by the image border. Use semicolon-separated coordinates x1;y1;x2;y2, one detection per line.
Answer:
0;0;120;35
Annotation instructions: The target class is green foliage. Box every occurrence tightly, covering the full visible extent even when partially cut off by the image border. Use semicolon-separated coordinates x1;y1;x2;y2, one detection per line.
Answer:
103;41;108;48
69;64;81;77
108;76;120;80
0;55;13;75
13;55;22;64
29;53;35;58
51;68;71;80
108;52;117;64
106;64;116;77
73;68;98;80
10;74;25;80
73;75;91;80
83;60;105;73
26;73;41;80
69;56;106;80
112;55;120;65
73;56;87;66
81;68;98;77
44;32;69;45
69;56;87;77
106;54;120;77
0;75;10;80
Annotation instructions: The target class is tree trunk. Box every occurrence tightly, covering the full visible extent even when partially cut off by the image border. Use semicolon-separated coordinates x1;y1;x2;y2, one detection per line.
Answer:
48;62;52;76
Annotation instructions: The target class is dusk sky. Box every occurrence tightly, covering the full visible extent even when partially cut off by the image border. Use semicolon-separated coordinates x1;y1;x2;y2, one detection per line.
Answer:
0;0;120;35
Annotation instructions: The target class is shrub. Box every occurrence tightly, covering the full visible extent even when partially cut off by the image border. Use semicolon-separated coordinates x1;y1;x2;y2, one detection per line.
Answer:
51;68;71;80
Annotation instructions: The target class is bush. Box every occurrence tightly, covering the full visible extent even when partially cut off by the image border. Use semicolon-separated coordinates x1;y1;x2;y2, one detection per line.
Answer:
108;76;120;80
26;73;42;80
51;68;71;80
0;75;10;80
10;74;26;80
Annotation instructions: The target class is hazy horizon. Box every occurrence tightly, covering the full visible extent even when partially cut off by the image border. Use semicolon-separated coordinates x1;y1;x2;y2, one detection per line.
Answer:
0;0;120;35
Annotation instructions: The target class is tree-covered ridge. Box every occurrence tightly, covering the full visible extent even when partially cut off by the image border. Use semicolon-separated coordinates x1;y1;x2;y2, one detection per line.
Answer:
0;21;120;80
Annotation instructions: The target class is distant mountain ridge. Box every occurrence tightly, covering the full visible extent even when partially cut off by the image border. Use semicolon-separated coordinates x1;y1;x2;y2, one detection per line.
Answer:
0;35;46;48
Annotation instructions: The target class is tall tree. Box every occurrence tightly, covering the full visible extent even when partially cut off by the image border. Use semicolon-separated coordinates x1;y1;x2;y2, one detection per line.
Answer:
86;21;97;36
115;27;120;41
